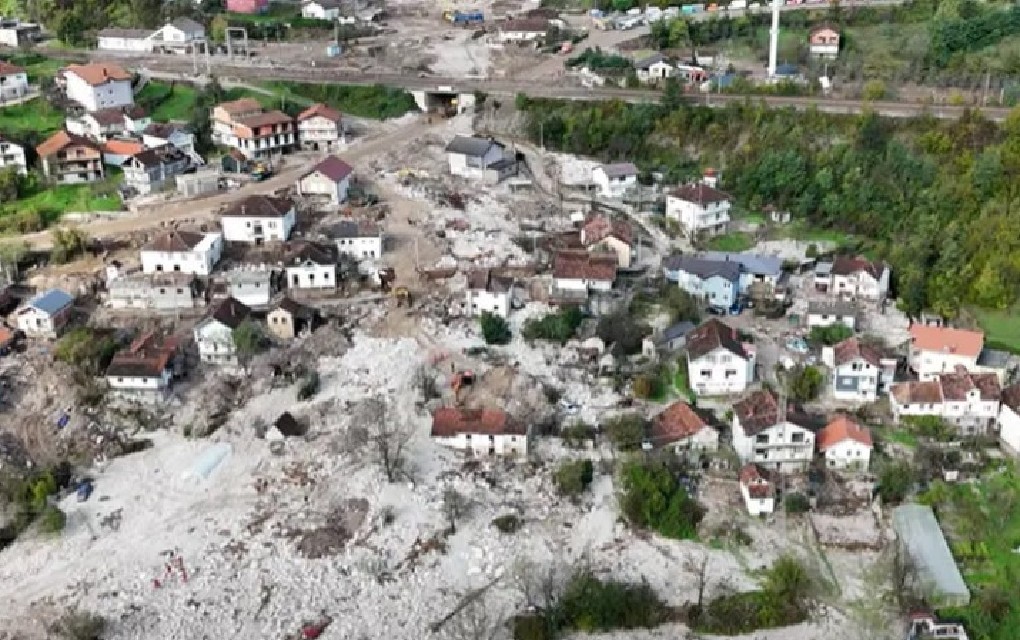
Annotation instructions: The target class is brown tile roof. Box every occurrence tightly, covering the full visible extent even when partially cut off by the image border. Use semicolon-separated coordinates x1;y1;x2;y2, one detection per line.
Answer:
551;249;617;282
817;415;872;451
143;122;188;138
733;389;781;435
208;296;251;329
890;380;942;406
909;325;984;359
273;296;317;319
581;215;632;247
0;61;25;76
833;337;882;368
651;401;709;444
685;318;747;360
466;268;512;293
0;326;15;348
306;155;353;182
36;130;98;157
297;102;342;123
235;110;293;129
499;17;550;32
102;139;145;157
939;371;1001;402
144;230;205;252
430;407;526;437
739;463;773;498
831;255;886;279
672;182;731;205
1001;383;1020;414
64;63;132;86
106;331;179;378
88;107;128;126
215;97;263;117
221;194;294;218
285;241;337;265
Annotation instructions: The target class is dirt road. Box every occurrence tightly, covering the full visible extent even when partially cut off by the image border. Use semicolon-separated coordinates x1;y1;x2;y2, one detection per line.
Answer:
16;116;437;250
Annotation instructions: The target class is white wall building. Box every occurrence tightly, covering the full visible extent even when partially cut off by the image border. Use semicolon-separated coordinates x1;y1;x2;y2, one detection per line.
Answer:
465;269;513;319
739;464;775;516
301;0;342;20
297;154;353;205
285;242;338;290
806;301;858;330
62;63;134;112
0;136;27;175
193;297;251;366
828;256;890;302
591;162;638;199
15;289;75;338
330;220;382;260
497;18;549;43
141;230;223;276
817;416;872;470
431;407;529;460
651;401;719;454
908;325;984;381
445;135;511;181
223;268;276;308
635;53;674;83
0;61;30;103
824;337;896;403
220;195;296;244
104;333;178;402
96;28;154;53
550;250;616;296
890;372;1001;435
296;103;344;151
685;319;755;397
666;181;732;238
732;389;815;472
999;384;1020;457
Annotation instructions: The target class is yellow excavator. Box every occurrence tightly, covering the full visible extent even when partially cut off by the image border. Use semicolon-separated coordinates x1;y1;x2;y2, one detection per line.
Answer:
393;286;411;308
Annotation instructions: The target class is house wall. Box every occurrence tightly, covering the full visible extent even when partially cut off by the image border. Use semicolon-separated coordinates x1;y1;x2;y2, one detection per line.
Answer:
832;358;879;402
891;396;999;435
221;210;296;243
141;236;222;276
807;312;856;330
298;172;349;204
665;196;731;235
0;71;29;101
0;140;27;175
66;75;133;112
225;0;269;13
16;305;72;337
228;276;273;308
107;281;200;311
498;29;544;43
433;431;529;459
195;321;237;364
591;169;636;199
999;405;1020;457
286;263;337;289
448;146;503;180
107;370;171;391
302;3;340;19
732;419;814;471
298;116;342;149
688;346;751;396
670;428;719;454
267;309;297;339
588;236;632;269
466;289;511;319
910;350;978;381
336;235;382;259
740;483;775;516
674;272;737;309
97;36;154;52
823;440;871;470
553;277;613;294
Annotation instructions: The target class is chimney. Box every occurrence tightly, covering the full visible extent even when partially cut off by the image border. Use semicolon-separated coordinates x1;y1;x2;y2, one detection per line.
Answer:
702;168;718;188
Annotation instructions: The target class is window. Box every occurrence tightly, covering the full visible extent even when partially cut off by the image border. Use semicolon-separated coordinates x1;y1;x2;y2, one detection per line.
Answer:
755;448;768;459
700;370;711;377
159;288;166;294
724;369;737;378
791;432;804;443
756;434;769;444
176;288;183;294
269;221;277;228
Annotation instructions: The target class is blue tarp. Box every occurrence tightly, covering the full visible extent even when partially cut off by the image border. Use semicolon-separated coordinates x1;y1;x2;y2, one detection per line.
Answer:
188;443;232;480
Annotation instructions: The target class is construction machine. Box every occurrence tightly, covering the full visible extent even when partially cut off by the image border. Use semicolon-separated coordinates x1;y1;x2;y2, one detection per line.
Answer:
393;286;411;308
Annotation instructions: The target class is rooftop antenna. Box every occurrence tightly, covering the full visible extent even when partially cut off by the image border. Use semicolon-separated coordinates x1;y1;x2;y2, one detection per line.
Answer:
768;0;780;78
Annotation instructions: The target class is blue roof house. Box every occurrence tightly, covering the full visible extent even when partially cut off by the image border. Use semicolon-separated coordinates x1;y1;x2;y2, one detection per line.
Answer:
663;255;740;310
16;289;75;338
699;251;783;295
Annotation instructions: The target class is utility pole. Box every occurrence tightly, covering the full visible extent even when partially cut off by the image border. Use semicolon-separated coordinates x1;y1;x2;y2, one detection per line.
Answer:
768;0;780;79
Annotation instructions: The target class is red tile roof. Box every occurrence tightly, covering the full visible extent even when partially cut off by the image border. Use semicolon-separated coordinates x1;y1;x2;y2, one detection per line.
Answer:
909;325;983;359
685;318;747;360
938;371;1001;401
102;139;145;157
551;249;617;282
1002;383;1020;414
672;182;731;205
0;61;25;76
430;407;526;437
36;130;99;158
831;255;886;280
739;463;772;498
651;401;709;444
64;63;131;86
581;215;632;247
890;380;942;406
297;102;342;123
215;97;263;117
833;337;882;368
306;155;353;182
817;415;872;451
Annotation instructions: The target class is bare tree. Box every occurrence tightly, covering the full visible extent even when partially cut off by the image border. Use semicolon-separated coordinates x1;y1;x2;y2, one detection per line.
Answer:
684;551;711;611
512;557;566;612
413;364;440;402
446;596;506;640
443;487;472;533
353;396;413;483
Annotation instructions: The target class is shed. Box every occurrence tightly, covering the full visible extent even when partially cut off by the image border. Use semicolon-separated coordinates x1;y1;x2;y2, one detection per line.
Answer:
891;504;970;607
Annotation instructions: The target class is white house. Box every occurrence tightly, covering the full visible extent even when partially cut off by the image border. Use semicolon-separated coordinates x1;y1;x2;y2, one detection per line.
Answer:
0;61;30;103
301;0;342;20
908;325;984;381
284;242;338;290
685;318;755;397
141;230;223;276
650;401;718;453
465;269;514;319
732;389;815;472
331;220;383;260
739;464;775;516
220;195;296;244
0;136;27;175
15;289;74;338
297;155;353;205
96;28;154;53
890;371;1001;435
824;336;896;403
153;17;206;48
223;267;277;308
104;332;179;402
806;301;858;331
662;256;740;310
497;18;549;43
431;407;529;459
592;162;638;199
828;256;890;303
445;135;515;183
193;297;252;366
817;415;872;470
666;179;732;238
635;53;674;84
106;272;203;311
550;250;616;297
998;383;1020;457
580;215;634;268
296;103;344;151
62;63;134;112
143;123;196;156
698;251;785;297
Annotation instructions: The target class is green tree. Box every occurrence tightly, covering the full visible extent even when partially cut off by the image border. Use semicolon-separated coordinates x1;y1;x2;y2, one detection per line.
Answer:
603;413;645;451
808;324;853;345
596;311;650;357
54;328;118;376
787;366;823;402
555;459;594;497
877;461;915;504
479;312;511;345
232;319;265;370
49;227;89;264
619;459;704;540
0;166;21;201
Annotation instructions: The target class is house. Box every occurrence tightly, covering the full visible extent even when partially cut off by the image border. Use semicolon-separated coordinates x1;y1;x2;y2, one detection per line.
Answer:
100;139;145;166
634;53;673;84
15;289;74;338
211;98;295;159
908;325;983;381
96;28;154;53
806;300;858;331
143;123;196;155
732;389;815;472
497;18;549;43
61;63;134;112
662;255;740;311
999;383;1020;457
739;464;775;516
36;131;104;184
0;136;27;175
220;195;296;243
212;98;263;144
698;251;784;297
890;370;1001;435
302;0;342;20
267;296;318;340
0;61;29;102
686;318;755;396
106;272;203;311
141;229;223;276
816;415;872;470
579;66;629;89
122;145;191;196
73;107;128;141
284;242;338;290
331;220;382;259
0;19;40;48
105;332;181;402
906;611;970;640
666;182;732;238
465;269;514;319
591;163;638;199
650;401;718;453
654;320;696;351
676;63;709;84
550;250;617;297
193;297;252;366
222;267;277;308
297;155;353;205
825;336;896;403
827;256;890;303
296;103;344;151
152;17;206;51
431;407;530;459
225;0;269;13
580;215;633;268
808;24;840;58
444;136;516;183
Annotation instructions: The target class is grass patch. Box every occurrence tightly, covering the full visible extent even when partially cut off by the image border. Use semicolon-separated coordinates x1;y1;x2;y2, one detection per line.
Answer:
776;222;854;246
0;52;64;83
261;81;418;119
704;231;754;252
0;98;65;137
673;359;694;402
136;82;199;121
882;428;918;449
970;306;1020;354
2;181;122;224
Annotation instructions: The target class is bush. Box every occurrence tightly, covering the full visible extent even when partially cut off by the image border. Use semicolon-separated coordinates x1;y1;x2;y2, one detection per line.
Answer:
513;614;554;640
787;365;824;402
48;609;106;640
522;306;584;343
555;459;594;497
596;311;651;357
38;505;66;533
602;414;645;451
692;556;811;634
877;460;915;504
558;570;669;632
784;493;811;514
560;422;596;448
619;459;704;540
480;312;512;345
492;514;522;533
54;328;118;376
808;324;854;346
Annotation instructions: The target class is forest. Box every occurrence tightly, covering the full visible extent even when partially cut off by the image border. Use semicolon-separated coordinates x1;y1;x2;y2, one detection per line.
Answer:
515;91;1020;321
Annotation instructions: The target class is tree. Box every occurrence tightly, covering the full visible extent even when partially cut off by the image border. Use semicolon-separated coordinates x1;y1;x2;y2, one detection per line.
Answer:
555;459;594;497
49;227;89;264
619;459;705;540
232;320;265;370
48;609;105;640
448;596;504;640
787;365;823;402
54;328;118;376
808;324;853;345
661;286;701;323
479;312;511;345
685;552;711;611
353;396;413;483
763;556;811;604
522;306;584;343
878;461;915;504
0;166;21;202
596;311;650;357
602;413;645;451
442;488;471;533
